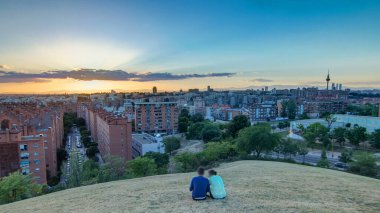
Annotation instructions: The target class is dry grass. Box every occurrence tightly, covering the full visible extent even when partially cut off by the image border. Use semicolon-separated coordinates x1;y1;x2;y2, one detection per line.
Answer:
2;161;380;213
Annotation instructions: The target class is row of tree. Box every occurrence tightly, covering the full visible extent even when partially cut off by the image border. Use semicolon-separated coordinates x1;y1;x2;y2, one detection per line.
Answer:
65;152;171;189
299;122;380;149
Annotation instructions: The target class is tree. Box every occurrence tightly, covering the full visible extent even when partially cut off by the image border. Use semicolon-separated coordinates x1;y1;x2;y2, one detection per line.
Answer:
346;126;367;146
82;136;91;147
281;100;297;119
190;113;204;123
321;135;331;149
197;141;238;165
299;113;310;120
201;123;222;143
332;127;346;147
81;160;99;185
86;146;99;159
144;152;169;174
339;149;353;163
236;124;280;158
56;148;68;171
317;149;329;168
179;108;190;118
163;137;181;155
286;100;297;119
174;152;199;172
346;103;379;117
324;114;337;131
76;117;86;127
278;138;299;159
0;172;44;204
303;123;329;145
128;157;158;177
277;121;290;129
349;152;378;177
186;121;207;140
370;129;380;149
297;141;309;164
178;116;189;133
97;156;127;183
228;115;250;138
178;109;190;133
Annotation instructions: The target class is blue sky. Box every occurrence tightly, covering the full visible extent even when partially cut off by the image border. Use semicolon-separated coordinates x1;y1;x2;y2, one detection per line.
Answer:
0;0;379;92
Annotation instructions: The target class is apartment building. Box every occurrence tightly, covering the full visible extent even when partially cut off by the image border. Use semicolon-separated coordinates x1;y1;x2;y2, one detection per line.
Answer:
82;108;133;161
0;104;63;183
134;102;178;134
0;124;47;184
249;101;278;121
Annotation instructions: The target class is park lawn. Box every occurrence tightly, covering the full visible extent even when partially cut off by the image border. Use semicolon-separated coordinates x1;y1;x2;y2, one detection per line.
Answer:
2;161;380;213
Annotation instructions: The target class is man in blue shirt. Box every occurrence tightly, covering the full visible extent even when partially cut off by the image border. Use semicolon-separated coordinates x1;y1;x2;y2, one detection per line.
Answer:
189;167;210;200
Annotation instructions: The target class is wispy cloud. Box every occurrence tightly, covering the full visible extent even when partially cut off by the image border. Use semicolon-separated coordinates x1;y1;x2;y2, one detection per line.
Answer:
251;78;273;83
0;64;13;69
0;69;235;83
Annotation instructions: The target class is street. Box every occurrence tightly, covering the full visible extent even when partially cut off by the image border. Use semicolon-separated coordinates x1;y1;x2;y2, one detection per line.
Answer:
266;149;342;168
61;126;86;184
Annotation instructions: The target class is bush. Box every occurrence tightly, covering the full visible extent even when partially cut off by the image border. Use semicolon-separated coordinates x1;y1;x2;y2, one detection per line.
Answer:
144;152;169;174
201;123;222;143
174;152;200;172
128;157;158;177
163;137;181;155
199;141;238;165
349;152;378;177
0;172;44;204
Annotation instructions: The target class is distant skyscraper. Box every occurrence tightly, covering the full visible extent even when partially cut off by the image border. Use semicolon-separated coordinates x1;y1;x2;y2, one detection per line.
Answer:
265;86;268;92
326;71;331;90
152;86;157;94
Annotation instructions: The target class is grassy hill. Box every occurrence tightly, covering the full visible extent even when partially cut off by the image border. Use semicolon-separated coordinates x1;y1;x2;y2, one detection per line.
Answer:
2;161;380;213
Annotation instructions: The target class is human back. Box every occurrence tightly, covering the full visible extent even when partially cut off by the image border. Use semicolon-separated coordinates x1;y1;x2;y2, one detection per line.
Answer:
189;167;210;200
208;170;226;199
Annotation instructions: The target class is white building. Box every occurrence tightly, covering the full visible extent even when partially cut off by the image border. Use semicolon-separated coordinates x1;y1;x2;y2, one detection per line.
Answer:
132;133;164;158
290;114;380;133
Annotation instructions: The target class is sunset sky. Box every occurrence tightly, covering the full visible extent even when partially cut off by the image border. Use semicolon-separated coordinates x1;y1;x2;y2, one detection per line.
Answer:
0;0;379;93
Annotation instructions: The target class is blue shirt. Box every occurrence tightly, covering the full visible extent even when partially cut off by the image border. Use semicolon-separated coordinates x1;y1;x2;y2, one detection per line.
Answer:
209;175;226;199
189;176;210;199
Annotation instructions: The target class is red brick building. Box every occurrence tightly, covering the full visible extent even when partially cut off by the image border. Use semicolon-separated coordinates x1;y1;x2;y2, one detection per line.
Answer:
81;108;133;161
0;104;64;184
134;102;178;134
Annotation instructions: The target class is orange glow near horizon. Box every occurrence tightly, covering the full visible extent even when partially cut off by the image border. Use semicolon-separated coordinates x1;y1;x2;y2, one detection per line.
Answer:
0;75;378;94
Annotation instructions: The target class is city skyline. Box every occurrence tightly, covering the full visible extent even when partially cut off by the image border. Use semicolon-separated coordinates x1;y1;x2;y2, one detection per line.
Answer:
1;0;380;93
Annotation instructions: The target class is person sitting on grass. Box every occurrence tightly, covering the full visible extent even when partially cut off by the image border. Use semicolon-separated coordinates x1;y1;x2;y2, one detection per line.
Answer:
189;167;210;201
208;169;226;199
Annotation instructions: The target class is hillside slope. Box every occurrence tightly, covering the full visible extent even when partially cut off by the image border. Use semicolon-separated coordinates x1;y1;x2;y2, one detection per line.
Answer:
2;161;380;213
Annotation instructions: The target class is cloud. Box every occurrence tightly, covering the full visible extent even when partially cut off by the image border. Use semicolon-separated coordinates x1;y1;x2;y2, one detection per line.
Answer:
251;78;273;83
0;69;235;83
0;65;13;69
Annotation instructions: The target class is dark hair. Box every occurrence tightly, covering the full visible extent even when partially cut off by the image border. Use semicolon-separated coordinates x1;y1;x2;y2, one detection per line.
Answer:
197;167;205;175
208;169;217;176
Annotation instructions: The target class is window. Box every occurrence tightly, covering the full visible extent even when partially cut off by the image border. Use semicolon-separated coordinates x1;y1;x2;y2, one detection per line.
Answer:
20;152;29;159
34;159;41;164
35;168;40;173
34;152;39;156
21;169;30;175
20;161;30;168
20;144;28;151
33;143;39;148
